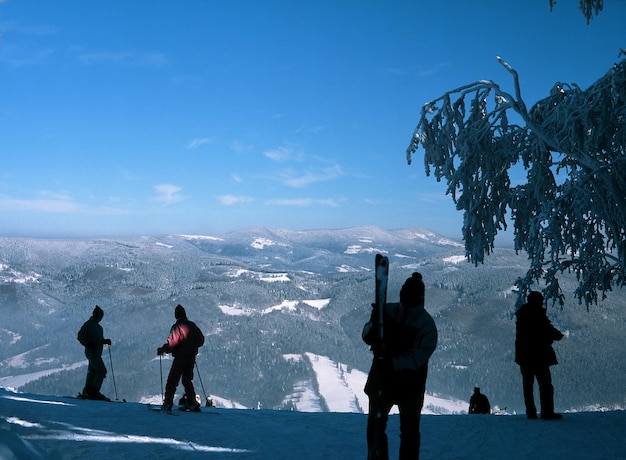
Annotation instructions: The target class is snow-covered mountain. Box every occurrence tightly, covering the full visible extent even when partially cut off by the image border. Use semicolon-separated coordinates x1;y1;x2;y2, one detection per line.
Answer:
0;227;624;414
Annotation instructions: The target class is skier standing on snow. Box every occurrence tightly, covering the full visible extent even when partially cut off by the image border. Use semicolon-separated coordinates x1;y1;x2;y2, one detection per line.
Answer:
363;272;438;460
157;304;205;413
77;305;112;400
468;387;491;414
515;291;564;420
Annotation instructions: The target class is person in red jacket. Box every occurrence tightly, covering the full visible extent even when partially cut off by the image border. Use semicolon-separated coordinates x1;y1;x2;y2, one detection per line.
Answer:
157;304;205;413
77;305;112;400
515;291;564;420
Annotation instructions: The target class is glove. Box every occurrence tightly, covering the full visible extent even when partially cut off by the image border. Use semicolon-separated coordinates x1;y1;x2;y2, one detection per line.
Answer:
555;331;565;341
103;339;112;346
157;347;165;355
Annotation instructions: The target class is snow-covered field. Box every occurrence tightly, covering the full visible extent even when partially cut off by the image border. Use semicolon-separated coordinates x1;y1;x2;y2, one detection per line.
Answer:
1;387;624;459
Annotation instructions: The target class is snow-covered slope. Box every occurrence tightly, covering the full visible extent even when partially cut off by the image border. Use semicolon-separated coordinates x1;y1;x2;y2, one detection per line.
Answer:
280;353;467;414
1;388;624;460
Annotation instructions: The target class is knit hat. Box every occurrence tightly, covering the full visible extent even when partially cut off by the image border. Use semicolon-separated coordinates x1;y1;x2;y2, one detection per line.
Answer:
175;304;187;319
400;272;425;308
527;291;544;306
92;305;104;319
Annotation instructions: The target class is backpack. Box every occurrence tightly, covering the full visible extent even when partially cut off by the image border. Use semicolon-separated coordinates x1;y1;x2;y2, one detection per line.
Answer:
187;320;205;348
77;324;88;347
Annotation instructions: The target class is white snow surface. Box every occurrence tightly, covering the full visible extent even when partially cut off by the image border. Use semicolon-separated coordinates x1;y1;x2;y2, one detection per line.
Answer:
0;362;87;389
217;298;329;316
442;255;466;264
1;387;624;459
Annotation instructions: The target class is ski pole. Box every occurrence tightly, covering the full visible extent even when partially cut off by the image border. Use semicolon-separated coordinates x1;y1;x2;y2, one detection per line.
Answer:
159;354;164;404
107;344;119;401
194;361;211;406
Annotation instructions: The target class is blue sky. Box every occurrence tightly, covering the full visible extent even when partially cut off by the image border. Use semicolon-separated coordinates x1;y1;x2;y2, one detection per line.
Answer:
1;1;625;240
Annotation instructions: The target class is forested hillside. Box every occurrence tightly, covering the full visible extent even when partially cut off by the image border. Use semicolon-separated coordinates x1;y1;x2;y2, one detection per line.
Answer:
1;228;624;413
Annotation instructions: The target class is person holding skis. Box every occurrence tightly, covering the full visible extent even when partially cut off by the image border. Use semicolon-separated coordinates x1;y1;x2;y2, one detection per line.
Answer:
77;305;112;400
157;304;205;413
363;272;438;460
468;387;491;414
515;291;564;420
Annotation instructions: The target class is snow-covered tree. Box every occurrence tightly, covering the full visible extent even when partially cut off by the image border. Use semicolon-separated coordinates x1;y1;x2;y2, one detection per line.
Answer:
406;57;625;307
549;0;603;24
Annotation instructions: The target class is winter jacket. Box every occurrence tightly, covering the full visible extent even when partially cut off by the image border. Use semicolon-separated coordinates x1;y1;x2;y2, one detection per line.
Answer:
161;318;205;358
515;302;564;367
77;317;105;355
469;392;491;414
363;302;437;398
363;302;438;371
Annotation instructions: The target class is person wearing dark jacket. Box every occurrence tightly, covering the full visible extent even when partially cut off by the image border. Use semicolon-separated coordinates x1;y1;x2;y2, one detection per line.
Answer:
362;272;438;460
468;387;491;414
157;304;205;413
515;291;564;420
77;305;112;400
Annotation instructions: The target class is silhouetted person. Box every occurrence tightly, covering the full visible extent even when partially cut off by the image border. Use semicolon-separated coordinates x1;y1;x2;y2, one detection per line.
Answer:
363;272;438;460
77;305;111;400
515;291;564;420
157;304;205;413
468;387;491;414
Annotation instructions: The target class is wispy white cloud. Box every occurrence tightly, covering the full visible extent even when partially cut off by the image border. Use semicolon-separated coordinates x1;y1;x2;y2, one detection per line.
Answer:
0;46;55;68
217;195;253;205
281;165;345;188
186;137;215;149
71;47;168;67
414;62;450;78
417;191;449;203
231;140;254;153
0;194;80;213
264;145;305;162
295;124;325;134
266;198;341;207
153;184;185;205
1;20;57;37
381;67;405;75
0;192;131;215
0;20;58;68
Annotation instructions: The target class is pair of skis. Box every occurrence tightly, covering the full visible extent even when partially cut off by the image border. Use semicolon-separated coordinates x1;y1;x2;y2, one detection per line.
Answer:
148;403;220;416
71;393;126;403
370;253;389;460
374;253;389;348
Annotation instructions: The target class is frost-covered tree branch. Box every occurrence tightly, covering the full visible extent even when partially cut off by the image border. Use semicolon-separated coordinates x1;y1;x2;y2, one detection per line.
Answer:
406;57;626;307
549;0;604;24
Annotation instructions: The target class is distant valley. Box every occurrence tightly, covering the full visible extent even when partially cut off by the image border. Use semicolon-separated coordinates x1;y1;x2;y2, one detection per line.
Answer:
1;226;624;413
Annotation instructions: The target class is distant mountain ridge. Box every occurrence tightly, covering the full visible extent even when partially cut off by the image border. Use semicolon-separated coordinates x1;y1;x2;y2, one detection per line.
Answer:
174;226;463;274
0;226;624;413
